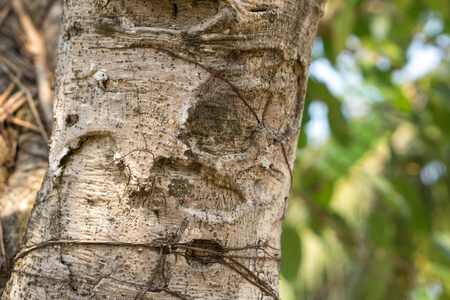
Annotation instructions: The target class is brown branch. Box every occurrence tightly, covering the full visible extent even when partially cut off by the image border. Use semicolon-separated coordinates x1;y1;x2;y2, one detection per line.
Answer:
15;240;281;263
224;244;281;251
0;4;10;28
8;0;53;128
35;0;59;29
274;137;293;182
0;82;15;106
9;117;40;132
172;244;282;261
0;219;10;276
0;91;26;121
0;62;49;142
0;48;36;79
173;242;280;299
225;255;280;300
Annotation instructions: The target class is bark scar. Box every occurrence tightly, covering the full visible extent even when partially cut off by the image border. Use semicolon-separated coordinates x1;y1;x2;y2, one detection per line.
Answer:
89;44;295;181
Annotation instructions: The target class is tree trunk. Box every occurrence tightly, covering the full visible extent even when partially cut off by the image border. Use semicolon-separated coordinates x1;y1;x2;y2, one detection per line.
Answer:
3;0;325;298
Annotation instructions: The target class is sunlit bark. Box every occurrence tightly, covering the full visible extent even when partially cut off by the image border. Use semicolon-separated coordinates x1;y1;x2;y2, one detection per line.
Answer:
3;0;325;298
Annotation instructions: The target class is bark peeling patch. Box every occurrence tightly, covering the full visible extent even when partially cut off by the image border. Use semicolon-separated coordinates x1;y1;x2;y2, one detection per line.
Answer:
188;95;241;136
185;239;223;271
181;94;250;155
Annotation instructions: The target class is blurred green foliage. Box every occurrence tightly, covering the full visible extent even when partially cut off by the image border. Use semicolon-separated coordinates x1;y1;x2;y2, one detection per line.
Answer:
281;0;450;299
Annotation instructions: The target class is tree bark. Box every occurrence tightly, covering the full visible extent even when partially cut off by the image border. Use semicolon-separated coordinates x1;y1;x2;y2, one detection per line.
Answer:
3;0;325;298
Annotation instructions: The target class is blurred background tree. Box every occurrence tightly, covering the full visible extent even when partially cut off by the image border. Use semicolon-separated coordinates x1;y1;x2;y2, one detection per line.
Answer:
280;0;450;299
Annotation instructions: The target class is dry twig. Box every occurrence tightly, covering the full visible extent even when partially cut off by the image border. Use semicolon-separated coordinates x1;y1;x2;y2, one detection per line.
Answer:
0;220;10;276
0;91;26;121
8;0;53;129
0;82;15;106
0;49;36;79
9;117;40;132
36;0;59;29
0;62;49;142
0;4;10;28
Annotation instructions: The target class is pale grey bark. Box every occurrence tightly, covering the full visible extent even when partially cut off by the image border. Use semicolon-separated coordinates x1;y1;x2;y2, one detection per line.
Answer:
3;0;325;299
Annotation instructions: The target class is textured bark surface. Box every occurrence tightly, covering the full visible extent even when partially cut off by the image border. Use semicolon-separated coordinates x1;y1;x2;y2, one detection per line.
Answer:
4;0;325;298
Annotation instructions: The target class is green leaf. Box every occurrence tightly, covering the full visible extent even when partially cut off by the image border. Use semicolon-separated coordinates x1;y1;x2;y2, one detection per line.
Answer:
313;181;334;207
394;0;415;10
370;14;392;42
431;262;450;297
332;2;357;57
393;178;429;232
421;0;450;18
431;262;450;282
306;79;350;146
433;233;450;262
368;210;395;248
429;83;450;134
366;173;411;217
379;41;403;65
281;224;302;281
